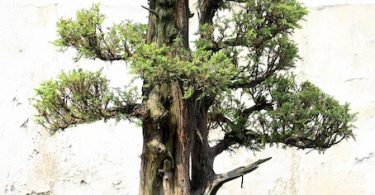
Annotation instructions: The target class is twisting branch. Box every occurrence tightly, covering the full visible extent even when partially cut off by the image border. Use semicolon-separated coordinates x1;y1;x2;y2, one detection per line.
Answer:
228;62;283;89
208;102;272;156
203;157;272;195
210;135;237;156
207;111;234;133
207;112;238;156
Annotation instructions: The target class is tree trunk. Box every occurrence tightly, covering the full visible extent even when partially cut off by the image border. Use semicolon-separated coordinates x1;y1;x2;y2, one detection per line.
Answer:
140;82;194;195
191;100;215;194
138;1;260;194
139;0;193;194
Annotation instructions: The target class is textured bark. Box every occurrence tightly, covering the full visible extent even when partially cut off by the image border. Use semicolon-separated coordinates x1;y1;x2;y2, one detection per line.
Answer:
140;82;199;195
139;0;192;195
171;82;191;195
191;100;215;194
139;1;271;194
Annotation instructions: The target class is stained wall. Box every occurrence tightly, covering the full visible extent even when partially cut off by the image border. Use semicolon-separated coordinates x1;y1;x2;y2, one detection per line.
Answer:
0;0;374;194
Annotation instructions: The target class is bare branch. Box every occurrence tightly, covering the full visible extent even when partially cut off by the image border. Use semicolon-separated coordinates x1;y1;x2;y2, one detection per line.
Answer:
203;157;272;195
141;5;158;18
210;136;237;156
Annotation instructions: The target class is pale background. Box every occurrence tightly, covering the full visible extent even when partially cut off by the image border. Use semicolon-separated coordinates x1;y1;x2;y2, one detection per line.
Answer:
0;0;374;194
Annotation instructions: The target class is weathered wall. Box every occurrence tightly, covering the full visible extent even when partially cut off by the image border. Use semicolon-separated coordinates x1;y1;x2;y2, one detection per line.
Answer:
0;0;374;194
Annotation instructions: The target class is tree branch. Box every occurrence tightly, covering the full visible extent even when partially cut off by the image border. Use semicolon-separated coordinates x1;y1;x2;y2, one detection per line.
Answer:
45;103;147;133
210;135;237;156
113;103;148;119
208;101;272;156
208;112;233;126
207;111;234;134
54;5;146;62
203;157;272;195
141;5;158;18
33;70;148;133
228;66;280;89
198;0;248;24
198;0;221;24
274;133;348;150
208;102;272;156
93;50;124;61
241;102;273;118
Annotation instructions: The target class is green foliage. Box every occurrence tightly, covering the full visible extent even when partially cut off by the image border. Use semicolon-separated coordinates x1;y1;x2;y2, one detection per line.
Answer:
243;0;308;31
131;43;237;98
33;69;139;133
210;74;356;151
199;0;356;152
195;0;307;93
33;1;355;152
52;4;237;98
197;0;307;48
53;4;146;61
259;76;356;150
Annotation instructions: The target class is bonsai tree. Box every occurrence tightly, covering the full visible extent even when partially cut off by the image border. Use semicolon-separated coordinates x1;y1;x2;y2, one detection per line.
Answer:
33;1;356;194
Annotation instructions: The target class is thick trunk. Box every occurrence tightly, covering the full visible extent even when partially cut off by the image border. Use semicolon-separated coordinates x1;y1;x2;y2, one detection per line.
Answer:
139;1;192;195
140;82;194;195
138;81;215;195
139;1;266;194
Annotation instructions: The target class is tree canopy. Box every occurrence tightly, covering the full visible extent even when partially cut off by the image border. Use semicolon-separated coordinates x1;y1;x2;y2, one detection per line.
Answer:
34;1;355;151
32;1;356;194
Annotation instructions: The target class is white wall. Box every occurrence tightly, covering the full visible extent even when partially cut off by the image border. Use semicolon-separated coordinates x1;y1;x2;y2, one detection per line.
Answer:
0;0;374;194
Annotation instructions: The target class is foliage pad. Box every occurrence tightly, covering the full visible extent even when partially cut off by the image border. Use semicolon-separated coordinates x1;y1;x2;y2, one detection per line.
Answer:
33;69;139;133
